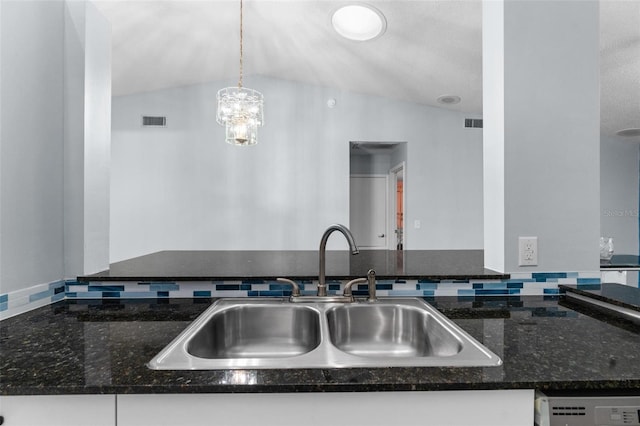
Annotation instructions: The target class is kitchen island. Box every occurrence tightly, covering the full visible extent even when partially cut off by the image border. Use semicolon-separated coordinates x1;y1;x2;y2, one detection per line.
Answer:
3;292;640;425
78;249;508;282
2;294;639;395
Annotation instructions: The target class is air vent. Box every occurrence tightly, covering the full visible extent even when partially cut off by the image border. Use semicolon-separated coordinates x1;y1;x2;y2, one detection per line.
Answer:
551;405;586;417
464;118;483;128
142;116;167;127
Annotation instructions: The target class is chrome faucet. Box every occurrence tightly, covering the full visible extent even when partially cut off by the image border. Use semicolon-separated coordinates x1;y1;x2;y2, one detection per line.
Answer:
318;224;359;297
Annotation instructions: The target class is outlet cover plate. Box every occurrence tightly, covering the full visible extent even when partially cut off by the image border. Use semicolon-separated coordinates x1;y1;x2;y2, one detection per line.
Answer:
518;236;538;266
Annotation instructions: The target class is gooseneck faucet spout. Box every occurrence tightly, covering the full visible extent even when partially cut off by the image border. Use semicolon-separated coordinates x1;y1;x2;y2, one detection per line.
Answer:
318;224;359;297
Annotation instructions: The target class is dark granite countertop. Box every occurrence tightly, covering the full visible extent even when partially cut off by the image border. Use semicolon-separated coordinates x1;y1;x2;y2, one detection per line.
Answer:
3;295;640;396
78;250;507;282
601;254;640;269
560;282;640;313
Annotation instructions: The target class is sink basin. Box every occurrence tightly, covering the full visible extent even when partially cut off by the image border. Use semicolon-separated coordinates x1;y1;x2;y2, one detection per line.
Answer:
148;298;501;370
326;304;462;358
187;304;321;359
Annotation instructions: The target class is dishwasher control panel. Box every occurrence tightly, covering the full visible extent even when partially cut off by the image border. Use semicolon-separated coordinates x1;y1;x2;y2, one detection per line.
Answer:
595;406;640;425
536;394;640;426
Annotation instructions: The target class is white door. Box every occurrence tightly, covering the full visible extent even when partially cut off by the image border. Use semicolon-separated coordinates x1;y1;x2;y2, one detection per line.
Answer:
350;176;387;249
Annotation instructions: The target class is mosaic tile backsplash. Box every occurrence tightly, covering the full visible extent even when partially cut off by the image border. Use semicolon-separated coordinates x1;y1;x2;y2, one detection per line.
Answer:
0;280;66;320
0;271;601;320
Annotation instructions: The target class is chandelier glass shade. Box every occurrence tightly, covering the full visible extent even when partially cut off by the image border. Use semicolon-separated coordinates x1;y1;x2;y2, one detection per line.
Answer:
216;87;264;146
216;0;264;146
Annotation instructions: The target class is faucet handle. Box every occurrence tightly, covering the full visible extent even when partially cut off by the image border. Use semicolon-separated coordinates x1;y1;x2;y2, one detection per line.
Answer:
367;269;377;302
276;278;301;297
343;277;367;298
343;270;377;302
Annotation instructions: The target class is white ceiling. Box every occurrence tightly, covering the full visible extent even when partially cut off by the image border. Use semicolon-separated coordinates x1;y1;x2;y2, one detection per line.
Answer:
92;0;640;141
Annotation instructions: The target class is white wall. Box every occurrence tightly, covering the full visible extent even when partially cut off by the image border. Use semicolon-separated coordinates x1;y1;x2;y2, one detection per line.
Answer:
111;76;484;262
64;0;86;277
0;0;111;296
0;0;65;294
350;153;392;175
64;0;111;277
1;0;3;288
390;143;408;171
600;136;639;255
482;0;506;272
484;0;600;273
83;1;111;275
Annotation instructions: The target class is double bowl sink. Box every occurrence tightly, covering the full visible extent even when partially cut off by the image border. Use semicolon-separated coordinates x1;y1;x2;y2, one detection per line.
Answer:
148;297;502;369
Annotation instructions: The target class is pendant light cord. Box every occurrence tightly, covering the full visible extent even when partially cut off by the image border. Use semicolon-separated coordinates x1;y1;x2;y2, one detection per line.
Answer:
238;0;244;88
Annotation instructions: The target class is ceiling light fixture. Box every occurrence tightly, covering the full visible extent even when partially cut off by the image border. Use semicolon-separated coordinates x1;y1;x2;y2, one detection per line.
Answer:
216;0;264;146
437;95;462;105
332;4;387;41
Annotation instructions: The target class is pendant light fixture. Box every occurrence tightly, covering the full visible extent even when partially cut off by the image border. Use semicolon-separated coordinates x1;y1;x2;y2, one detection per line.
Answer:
216;0;264;146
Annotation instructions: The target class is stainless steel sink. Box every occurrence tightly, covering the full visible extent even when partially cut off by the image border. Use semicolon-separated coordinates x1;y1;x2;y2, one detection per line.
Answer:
187;304;321;359
326;304;462;358
148;298;501;369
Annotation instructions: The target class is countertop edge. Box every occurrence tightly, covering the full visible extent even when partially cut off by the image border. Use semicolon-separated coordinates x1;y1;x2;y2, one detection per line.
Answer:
559;284;640;313
77;273;509;282
8;379;640;396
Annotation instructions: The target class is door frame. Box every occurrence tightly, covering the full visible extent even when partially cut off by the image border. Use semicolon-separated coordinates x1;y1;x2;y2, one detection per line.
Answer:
389;162;406;250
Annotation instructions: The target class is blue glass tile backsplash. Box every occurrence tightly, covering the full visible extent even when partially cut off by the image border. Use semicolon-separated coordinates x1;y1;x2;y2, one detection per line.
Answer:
61;271;598;299
0;271;600;321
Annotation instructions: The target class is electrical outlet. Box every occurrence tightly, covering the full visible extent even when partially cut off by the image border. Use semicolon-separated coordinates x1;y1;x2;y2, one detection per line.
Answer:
518;237;538;266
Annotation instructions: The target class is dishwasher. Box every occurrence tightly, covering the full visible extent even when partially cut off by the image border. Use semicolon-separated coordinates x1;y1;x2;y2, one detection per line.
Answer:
535;284;640;425
535;391;640;426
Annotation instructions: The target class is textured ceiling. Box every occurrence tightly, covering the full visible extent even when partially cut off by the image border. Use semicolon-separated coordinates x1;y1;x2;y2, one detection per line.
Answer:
93;0;640;141
600;0;640;141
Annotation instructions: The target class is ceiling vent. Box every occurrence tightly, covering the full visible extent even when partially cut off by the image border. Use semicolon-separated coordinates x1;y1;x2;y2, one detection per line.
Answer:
465;118;483;129
142;116;167;127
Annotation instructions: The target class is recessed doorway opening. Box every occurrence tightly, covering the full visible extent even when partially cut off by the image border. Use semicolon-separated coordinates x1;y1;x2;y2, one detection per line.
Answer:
349;142;407;250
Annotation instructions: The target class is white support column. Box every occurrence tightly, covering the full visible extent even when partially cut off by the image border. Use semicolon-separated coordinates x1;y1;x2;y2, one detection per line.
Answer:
64;0;111;277
482;0;506;273
483;0;600;273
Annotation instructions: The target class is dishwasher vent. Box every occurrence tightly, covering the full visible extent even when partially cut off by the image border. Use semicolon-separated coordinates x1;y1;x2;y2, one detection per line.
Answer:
551;405;586;417
464;118;483;128
142;116;167;127
541;395;640;426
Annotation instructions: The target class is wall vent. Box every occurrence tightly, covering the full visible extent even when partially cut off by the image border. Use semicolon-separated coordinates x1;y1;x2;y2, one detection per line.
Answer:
464;118;483;128
142;116;167;127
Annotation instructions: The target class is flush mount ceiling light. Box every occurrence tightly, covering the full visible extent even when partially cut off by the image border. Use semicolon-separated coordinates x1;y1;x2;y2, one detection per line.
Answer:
437;95;462;105
331;4;387;41
216;0;264;146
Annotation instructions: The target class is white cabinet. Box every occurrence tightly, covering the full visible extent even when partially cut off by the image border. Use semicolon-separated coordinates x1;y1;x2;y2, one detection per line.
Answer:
0;390;534;425
0;395;115;426
118;390;534;426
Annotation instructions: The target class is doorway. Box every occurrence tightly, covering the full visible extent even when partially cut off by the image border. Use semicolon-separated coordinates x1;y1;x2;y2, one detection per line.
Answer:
390;162;405;250
349;142;407;250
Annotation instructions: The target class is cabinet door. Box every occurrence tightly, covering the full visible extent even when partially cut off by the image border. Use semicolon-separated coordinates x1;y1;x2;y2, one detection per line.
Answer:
118;390;533;426
0;395;115;426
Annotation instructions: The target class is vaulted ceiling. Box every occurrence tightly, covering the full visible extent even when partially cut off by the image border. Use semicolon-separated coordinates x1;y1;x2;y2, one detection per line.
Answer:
93;0;640;141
